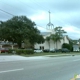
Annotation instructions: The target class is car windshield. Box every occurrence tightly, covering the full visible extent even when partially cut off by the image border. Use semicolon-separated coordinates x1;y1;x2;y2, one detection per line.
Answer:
0;0;80;80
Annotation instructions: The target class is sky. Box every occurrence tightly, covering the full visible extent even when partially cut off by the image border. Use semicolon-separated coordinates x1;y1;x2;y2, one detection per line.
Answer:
0;0;80;40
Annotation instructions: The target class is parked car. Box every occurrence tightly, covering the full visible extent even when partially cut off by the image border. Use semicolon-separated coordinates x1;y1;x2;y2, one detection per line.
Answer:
43;49;55;53
0;48;9;53
34;49;43;53
43;49;49;52
54;49;61;53
61;48;70;53
49;48;55;52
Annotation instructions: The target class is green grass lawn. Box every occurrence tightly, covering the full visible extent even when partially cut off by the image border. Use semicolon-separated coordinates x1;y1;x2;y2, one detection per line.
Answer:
20;52;57;57
20;52;80;57
0;52;80;57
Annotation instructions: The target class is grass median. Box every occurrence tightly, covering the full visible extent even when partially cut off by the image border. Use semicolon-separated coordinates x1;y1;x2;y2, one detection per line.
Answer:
0;52;80;57
20;52;80;57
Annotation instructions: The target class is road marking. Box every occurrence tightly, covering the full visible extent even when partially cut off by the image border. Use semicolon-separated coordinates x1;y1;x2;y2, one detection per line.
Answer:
73;59;80;61
0;68;24;73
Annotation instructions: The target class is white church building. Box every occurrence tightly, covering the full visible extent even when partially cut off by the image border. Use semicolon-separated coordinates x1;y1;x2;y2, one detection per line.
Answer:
34;32;69;50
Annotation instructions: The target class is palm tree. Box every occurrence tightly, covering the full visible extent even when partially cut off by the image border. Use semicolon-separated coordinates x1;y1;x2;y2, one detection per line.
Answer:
46;36;51;50
50;33;62;49
51;26;66;49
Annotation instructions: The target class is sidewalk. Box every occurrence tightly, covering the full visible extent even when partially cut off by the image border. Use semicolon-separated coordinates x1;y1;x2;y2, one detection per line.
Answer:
44;54;72;57
0;54;75;62
0;55;49;62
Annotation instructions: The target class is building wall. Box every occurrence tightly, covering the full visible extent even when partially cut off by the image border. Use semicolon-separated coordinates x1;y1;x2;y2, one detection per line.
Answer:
34;35;70;50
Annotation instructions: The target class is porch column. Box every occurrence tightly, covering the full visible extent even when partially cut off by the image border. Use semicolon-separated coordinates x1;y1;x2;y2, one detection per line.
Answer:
11;45;14;49
0;45;2;48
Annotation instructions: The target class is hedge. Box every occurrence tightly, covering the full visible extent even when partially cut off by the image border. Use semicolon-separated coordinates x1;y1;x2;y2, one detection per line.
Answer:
8;49;34;55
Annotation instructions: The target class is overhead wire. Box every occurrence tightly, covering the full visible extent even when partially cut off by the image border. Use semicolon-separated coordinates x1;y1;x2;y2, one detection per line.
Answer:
15;0;47;30
0;0;67;25
0;0;49;30
0;0;59;31
0;8;14;16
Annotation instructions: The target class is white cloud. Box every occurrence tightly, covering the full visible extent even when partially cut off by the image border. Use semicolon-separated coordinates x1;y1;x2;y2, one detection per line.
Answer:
63;25;80;39
63;25;80;34
30;11;47;21
0;0;80;39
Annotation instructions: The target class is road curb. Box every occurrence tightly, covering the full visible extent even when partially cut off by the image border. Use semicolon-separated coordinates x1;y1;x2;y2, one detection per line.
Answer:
44;54;73;57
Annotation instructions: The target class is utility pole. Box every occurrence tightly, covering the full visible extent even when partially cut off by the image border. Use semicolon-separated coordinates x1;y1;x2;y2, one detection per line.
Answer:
46;11;54;31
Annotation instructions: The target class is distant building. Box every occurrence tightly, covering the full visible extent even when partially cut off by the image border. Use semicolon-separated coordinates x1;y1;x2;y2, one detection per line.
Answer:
73;45;79;51
0;41;18;49
0;32;70;50
34;32;70;50
72;39;80;51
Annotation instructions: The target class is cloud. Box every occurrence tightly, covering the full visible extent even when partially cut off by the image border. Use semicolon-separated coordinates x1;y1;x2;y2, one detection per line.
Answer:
30;11;47;21
63;25;80;39
63;25;80;33
0;0;80;39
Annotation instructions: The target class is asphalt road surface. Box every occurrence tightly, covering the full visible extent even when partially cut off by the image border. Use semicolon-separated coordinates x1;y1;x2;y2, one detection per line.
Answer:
0;55;80;80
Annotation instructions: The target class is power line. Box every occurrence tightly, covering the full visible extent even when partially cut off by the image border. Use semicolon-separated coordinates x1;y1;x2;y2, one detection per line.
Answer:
28;0;49;11
0;8;14;16
16;0;38;12
0;1;68;27
0;0;67;25
16;0;66;25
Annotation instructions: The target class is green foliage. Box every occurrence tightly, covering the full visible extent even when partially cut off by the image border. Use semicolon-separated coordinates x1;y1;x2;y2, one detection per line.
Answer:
8;49;34;55
54;26;66;36
62;43;72;51
23;39;32;48
8;49;13;53
46;36;50;41
8;49;17;54
51;33;61;42
16;49;23;55
51;26;66;48
15;49;34;55
24;49;34;55
46;36;51;49
0;16;44;48
54;26;66;40
37;35;45;43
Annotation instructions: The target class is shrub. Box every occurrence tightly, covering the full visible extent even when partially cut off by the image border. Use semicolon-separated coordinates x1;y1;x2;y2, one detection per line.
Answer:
15;49;34;55
25;49;34;54
16;49;23;55
8;49;15;53
62;43;73;51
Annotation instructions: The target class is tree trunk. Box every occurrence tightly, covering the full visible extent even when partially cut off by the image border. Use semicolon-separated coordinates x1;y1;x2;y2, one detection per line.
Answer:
56;41;57;49
48;41;50;50
53;41;55;49
18;41;22;49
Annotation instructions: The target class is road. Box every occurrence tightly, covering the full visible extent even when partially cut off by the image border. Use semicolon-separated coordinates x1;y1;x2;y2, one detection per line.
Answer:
0;55;80;80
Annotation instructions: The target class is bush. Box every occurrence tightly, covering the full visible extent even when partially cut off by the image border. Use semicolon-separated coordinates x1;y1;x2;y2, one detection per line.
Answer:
8;49;15;54
25;49;34;54
16;49;34;55
16;49;23;55
8;49;34;55
62;43;73;51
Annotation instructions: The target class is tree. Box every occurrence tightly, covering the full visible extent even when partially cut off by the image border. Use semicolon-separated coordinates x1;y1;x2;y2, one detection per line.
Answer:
23;39;32;48
51;26;66;49
69;40;74;51
50;33;61;49
46;36;51;50
0;16;44;48
54;26;66;38
62;43;71;50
